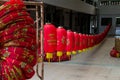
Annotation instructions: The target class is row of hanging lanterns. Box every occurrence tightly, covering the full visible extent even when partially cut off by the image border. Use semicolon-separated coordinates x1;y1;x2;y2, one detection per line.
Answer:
43;23;111;62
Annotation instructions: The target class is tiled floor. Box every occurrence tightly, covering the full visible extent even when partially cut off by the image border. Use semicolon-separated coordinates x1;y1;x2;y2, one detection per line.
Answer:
29;37;120;80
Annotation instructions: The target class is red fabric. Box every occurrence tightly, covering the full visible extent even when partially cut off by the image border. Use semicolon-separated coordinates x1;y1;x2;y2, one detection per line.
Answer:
0;24;35;39
0;0;36;79
0;0;25;18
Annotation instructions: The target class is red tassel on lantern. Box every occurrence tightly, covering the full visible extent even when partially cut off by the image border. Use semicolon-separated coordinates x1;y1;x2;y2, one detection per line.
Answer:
44;23;57;62
56;26;67;61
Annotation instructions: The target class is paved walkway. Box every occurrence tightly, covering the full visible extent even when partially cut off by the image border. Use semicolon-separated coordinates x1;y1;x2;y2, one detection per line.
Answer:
29;37;120;80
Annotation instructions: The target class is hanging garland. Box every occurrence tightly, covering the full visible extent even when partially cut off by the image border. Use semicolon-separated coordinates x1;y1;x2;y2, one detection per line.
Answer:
0;0;36;79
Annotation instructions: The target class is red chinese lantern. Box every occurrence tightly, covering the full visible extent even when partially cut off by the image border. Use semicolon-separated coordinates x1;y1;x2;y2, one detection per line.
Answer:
86;34;89;50
87;35;90;49
94;35;97;46
56;26;67;61
82;34;87;52
100;33;103;42
44;23;57;62
96;34;99;44
66;30;74;58
76;33;80;51
79;33;83;53
89;35;94;48
72;32;78;54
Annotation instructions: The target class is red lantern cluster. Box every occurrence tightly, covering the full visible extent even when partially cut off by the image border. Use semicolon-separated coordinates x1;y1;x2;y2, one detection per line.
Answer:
43;23;111;62
0;0;36;80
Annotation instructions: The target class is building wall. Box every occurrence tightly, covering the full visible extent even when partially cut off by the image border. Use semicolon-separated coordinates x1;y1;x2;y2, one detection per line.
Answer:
99;5;120;15
98;2;120;36
31;0;96;34
98;14;116;36
36;0;96;15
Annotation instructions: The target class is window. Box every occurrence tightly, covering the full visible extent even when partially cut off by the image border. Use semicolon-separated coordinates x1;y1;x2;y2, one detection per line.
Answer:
116;18;120;27
101;18;112;26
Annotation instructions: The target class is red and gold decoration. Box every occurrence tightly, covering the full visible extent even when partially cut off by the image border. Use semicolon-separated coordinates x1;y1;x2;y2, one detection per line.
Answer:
66;30;74;59
56;26;67;61
0;0;36;79
79;33;83;52
44;23;57;62
72;32;77;54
